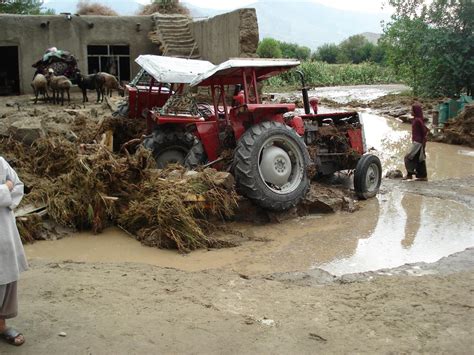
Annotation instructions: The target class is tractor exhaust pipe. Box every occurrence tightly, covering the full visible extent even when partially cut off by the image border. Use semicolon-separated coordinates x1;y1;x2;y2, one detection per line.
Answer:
296;70;310;114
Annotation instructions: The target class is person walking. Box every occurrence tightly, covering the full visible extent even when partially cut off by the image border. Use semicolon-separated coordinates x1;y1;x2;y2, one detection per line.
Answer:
0;156;27;346
403;103;429;181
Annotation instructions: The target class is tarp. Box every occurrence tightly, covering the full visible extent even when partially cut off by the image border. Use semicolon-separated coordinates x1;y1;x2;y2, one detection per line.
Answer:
190;58;300;86
135;55;214;84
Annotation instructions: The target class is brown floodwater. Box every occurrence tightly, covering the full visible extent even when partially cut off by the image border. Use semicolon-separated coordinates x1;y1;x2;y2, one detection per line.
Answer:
25;86;474;276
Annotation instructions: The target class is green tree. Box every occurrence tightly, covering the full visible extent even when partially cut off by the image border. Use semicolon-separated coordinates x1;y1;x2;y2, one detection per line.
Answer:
312;43;340;63
257;38;282;58
0;0;55;14
338;35;374;64
381;0;474;96
279;41;311;60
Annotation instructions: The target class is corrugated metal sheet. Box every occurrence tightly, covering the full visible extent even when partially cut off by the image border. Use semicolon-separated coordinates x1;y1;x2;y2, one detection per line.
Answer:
190;58;300;86
135;55;214;84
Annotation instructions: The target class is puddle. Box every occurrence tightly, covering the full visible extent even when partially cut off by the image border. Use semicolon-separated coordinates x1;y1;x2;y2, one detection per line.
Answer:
24;85;474;276
361;110;474;180
315;191;474;276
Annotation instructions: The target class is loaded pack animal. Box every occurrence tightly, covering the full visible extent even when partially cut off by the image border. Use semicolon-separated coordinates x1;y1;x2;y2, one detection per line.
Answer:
74;70;106;103
46;69;72;105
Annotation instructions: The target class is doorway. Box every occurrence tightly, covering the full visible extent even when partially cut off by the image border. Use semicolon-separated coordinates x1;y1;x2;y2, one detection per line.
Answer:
0;46;20;95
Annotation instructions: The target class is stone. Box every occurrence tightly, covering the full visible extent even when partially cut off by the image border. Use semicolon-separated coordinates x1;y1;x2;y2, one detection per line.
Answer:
8;118;45;145
385;169;403;179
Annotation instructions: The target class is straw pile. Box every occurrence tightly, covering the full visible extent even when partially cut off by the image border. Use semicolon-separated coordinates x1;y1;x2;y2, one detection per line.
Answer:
119;167;237;251
1;131;239;252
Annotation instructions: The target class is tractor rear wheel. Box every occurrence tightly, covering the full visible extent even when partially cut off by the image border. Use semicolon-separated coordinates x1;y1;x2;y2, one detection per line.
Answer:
143;129;195;168
354;154;382;199
233;121;310;211
184;141;207;169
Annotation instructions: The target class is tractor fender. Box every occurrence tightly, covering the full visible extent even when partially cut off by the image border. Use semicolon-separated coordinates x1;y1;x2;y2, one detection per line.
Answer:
195;121;220;161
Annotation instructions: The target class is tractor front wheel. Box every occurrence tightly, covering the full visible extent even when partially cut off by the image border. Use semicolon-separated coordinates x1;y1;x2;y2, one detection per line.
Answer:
184;140;207;169
143;129;195;168
354;154;382;199
233;121;310;211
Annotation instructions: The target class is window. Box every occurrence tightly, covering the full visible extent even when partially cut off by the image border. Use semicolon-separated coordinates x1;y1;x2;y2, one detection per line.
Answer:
87;45;130;81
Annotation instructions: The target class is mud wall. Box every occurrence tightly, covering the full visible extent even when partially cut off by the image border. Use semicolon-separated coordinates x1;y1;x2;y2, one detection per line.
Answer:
0;14;158;94
190;8;259;64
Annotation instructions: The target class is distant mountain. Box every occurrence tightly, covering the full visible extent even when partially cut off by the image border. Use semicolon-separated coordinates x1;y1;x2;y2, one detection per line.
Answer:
360;32;382;44
186;1;389;49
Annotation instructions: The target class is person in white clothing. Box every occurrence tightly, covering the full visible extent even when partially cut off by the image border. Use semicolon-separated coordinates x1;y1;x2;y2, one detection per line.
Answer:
0;157;27;346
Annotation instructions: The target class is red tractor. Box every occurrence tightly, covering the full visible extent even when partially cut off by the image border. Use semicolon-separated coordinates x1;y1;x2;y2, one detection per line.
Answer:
131;56;382;211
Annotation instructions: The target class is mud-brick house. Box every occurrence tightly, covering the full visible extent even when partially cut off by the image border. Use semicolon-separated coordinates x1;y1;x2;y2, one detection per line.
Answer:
0;8;258;95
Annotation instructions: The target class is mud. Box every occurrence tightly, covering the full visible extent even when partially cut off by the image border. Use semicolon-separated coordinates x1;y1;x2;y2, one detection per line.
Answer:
8;254;474;354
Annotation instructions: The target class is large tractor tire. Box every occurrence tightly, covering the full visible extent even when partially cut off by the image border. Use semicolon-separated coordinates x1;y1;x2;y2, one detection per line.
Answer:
143;129;195;168
112;101;129;118
354;154;382;199
233;121;310;211
184;141;207;169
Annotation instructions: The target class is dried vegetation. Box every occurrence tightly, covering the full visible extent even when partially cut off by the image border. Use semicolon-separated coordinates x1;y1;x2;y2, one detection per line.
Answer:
1;109;238;252
138;0;189;16
76;1;118;16
441;104;474;147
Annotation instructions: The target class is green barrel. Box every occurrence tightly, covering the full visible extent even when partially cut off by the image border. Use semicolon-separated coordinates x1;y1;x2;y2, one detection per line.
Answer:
438;103;449;125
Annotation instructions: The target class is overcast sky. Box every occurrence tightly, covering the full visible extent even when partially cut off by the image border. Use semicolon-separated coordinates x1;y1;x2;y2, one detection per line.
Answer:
180;0;391;13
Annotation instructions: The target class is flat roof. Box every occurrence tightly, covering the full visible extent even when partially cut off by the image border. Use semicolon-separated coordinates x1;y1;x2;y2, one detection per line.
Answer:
190;58;300;86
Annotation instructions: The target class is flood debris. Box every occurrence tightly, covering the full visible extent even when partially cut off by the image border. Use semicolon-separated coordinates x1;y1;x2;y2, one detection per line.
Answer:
0;93;364;252
431;104;474;147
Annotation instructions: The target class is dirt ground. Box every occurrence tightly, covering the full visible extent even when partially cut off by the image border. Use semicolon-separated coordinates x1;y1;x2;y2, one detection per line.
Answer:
2;251;472;354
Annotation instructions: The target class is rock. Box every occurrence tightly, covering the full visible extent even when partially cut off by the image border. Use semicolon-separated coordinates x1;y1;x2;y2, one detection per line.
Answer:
389;107;410;118
342;196;357;212
184;170;199;178
58;332;67;337
398;115;412;123
0;121;9;137
385;169;403;179
8;118;45;145
299;184;346;213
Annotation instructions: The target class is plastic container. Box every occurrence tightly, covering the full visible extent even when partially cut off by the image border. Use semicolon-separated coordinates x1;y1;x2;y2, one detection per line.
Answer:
438;103;449;125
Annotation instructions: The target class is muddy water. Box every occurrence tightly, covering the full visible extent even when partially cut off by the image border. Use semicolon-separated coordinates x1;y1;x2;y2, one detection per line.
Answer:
25;86;474;276
361;110;474;179
308;84;409;103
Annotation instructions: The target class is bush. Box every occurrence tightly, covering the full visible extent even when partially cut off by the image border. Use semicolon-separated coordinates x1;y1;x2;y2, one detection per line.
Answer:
138;0;189;16
257;38;282;58
77;1;118;16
